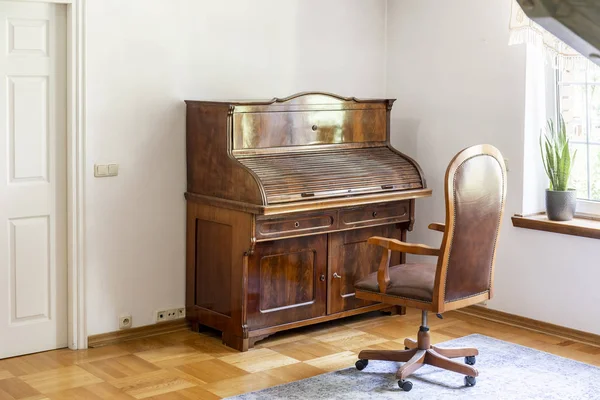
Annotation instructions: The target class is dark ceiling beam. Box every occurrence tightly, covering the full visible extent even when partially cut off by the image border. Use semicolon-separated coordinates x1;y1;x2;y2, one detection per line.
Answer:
517;0;600;66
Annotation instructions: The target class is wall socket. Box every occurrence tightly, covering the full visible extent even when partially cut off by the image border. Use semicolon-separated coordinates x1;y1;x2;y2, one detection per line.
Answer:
156;307;185;323
119;314;132;329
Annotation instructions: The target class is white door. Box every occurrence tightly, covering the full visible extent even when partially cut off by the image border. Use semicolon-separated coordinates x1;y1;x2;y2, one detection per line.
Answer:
0;1;67;359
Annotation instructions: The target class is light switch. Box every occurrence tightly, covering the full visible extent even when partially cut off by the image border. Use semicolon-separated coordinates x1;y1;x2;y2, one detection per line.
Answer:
108;164;119;176
95;164;108;177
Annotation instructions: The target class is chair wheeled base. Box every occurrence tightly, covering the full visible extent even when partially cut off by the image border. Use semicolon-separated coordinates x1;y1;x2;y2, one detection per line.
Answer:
355;311;478;392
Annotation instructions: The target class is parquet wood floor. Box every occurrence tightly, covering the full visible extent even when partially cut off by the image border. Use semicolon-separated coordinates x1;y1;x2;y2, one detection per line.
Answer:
1;308;599;399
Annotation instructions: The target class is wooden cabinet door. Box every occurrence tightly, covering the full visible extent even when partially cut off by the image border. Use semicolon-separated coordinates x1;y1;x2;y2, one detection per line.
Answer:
327;225;402;314
247;235;327;329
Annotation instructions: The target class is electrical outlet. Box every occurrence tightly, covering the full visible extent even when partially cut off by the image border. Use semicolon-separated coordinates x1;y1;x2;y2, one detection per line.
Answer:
166;309;177;320
119;315;132;329
156;307;186;323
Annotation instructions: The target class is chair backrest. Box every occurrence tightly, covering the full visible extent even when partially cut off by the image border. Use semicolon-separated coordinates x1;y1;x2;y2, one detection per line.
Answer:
434;145;507;311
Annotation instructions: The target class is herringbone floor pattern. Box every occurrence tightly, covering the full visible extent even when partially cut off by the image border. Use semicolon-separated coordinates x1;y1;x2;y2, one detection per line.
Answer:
1;309;599;399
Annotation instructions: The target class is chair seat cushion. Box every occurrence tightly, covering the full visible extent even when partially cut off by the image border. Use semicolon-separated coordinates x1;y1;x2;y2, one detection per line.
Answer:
355;263;437;302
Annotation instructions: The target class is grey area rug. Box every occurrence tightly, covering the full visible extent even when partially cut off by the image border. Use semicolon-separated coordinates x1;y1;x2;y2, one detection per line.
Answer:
227;334;600;400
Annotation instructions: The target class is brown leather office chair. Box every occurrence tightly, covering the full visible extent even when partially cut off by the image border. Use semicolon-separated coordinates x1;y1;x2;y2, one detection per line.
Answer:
353;144;507;392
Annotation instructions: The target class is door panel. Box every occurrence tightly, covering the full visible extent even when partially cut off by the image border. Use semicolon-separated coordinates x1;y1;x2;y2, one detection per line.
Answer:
259;250;316;310
0;2;67;359
9;76;49;181
247;236;327;329
10;216;50;322
328;225;402;314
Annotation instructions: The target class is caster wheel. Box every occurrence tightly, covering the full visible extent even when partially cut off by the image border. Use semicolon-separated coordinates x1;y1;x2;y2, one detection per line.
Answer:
355;359;368;371
398;380;413;392
464;376;476;387
465;355;476;365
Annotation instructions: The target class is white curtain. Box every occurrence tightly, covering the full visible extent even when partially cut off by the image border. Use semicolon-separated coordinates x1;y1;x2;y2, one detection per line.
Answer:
508;0;595;71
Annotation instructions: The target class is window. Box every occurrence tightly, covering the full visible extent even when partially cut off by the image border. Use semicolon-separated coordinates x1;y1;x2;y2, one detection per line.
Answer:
555;64;600;214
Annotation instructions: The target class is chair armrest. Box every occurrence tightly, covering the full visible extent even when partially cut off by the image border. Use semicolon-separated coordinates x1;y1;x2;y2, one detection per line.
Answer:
367;236;441;257
428;223;446;232
377;249;391;294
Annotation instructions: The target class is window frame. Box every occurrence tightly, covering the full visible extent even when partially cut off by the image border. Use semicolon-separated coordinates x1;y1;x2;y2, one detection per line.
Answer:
551;67;600;216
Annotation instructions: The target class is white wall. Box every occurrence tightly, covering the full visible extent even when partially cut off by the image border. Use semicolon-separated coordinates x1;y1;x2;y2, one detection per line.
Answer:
522;46;550;215
84;0;387;335
387;0;600;334
85;0;600;337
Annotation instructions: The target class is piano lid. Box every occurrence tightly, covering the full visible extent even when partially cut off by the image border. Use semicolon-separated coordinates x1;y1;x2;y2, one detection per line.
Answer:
237;147;424;204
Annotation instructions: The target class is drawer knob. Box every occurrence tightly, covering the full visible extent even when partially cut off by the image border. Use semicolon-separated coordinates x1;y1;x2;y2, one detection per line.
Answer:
372;211;378;218
320;274;325;282
311;125;318;131
294;221;300;228
333;272;342;279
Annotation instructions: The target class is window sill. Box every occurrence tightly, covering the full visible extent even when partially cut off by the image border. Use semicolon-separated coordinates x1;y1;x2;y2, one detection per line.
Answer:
511;213;600;240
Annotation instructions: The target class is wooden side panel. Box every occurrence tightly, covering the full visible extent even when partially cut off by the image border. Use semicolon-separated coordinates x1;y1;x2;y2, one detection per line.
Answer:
328;225;403;314
195;220;232;316
247;236;327;329
186;103;263;204
233;108;387;149
185;201;252;337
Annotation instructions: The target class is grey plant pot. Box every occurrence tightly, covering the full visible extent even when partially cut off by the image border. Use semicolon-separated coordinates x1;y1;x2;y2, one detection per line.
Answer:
545;189;577;221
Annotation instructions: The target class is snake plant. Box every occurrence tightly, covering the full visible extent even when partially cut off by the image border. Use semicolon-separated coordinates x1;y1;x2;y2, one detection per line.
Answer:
540;114;577;191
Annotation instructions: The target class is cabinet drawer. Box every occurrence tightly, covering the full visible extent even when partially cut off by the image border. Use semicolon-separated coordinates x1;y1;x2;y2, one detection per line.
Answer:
256;212;336;240
340;201;409;228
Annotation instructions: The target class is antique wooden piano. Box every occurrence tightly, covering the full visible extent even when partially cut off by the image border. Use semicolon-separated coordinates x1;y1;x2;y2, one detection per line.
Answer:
185;92;431;351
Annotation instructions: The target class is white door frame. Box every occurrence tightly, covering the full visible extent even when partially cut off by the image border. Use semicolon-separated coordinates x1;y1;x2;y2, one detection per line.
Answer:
65;0;86;351
10;0;87;350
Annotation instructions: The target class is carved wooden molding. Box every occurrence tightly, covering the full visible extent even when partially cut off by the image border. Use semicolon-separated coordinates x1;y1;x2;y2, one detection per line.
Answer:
186;92;396;106
260;91;393;105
